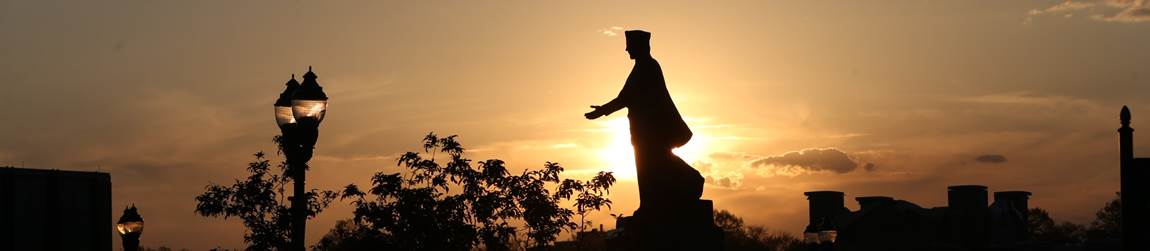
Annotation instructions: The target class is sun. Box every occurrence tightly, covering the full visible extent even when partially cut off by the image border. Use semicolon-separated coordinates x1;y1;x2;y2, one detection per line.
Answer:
595;117;712;180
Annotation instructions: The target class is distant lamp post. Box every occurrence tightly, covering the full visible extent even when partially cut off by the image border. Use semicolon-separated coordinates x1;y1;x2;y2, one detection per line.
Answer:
816;218;837;251
803;224;820;245
116;205;144;251
819;229;838;244
275;66;328;251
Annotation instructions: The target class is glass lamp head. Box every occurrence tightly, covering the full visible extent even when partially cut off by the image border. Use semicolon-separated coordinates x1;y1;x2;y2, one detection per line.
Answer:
275;75;300;127
292;66;328;125
116;205;144;236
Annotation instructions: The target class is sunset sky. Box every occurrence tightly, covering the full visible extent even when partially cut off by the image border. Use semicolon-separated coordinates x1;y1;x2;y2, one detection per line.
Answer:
3;0;1150;249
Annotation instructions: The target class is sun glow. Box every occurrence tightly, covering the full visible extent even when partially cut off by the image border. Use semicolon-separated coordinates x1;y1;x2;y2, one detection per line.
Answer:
596;117;713;180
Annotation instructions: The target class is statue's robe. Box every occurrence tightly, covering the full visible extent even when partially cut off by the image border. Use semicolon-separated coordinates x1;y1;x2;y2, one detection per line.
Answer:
597;56;703;213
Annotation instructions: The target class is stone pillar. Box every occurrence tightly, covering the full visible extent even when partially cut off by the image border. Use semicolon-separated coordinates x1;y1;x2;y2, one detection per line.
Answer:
1119;106;1143;251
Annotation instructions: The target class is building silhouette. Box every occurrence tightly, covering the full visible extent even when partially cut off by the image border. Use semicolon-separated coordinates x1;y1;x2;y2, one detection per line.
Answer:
0;167;112;251
803;186;1031;250
800;106;1150;251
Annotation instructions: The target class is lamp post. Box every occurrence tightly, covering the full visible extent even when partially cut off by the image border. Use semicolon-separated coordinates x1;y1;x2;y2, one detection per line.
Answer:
116;205;144;251
275;67;328;251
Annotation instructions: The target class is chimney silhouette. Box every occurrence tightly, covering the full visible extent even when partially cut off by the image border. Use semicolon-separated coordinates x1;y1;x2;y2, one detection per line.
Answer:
948;185;988;210
993;191;1031;223
948;185;989;249
804;191;846;227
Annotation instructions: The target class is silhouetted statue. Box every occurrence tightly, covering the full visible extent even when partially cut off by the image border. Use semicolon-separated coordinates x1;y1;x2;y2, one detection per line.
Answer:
585;30;703;214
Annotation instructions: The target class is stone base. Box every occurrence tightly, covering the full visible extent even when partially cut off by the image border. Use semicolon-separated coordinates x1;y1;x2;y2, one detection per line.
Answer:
607;200;724;251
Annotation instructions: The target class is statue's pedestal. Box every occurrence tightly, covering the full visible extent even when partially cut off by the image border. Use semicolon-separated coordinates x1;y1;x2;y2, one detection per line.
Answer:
609;200;724;251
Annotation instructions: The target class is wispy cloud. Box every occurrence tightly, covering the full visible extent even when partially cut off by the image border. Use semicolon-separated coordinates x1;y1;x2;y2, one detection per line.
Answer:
1094;1;1150;22
1027;0;1150;23
955;92;1099;109
599;26;624;37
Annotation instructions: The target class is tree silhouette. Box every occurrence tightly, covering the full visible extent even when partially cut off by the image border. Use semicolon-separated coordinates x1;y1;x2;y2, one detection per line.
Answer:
311;220;387;251
339;132;615;250
713;209;804;251
194;136;339;250
1028;208;1085;245
1087;192;1121;240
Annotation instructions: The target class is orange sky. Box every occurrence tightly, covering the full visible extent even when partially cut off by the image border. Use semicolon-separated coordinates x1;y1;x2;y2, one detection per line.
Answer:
2;1;1150;249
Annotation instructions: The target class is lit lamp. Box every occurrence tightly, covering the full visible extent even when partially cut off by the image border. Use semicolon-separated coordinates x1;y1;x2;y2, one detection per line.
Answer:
275;75;300;128
291;67;328;128
116;205;144;251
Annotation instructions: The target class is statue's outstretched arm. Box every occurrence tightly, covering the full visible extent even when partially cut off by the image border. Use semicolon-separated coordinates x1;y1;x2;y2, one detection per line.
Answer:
586;77;637;119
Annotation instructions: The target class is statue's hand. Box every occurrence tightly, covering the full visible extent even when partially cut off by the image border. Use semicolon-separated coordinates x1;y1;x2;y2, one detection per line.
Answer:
585;105;604;120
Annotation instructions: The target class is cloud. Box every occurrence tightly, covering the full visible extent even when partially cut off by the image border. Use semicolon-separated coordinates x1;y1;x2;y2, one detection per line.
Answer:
706;175;743;189
695;160;745;189
750;148;870;177
1027;0;1150;23
974;154;1008;164
599;26;624;37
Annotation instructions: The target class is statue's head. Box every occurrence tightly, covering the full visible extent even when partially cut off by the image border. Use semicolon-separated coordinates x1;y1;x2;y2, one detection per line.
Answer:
625;30;651;59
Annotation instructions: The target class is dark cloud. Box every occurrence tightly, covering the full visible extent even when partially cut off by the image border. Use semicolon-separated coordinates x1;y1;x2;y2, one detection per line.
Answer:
864;162;877;171
974;154;1008;164
750;148;864;175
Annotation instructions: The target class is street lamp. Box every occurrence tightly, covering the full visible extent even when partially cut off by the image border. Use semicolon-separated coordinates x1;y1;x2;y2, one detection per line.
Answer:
274;66;328;251
116;205;144;251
